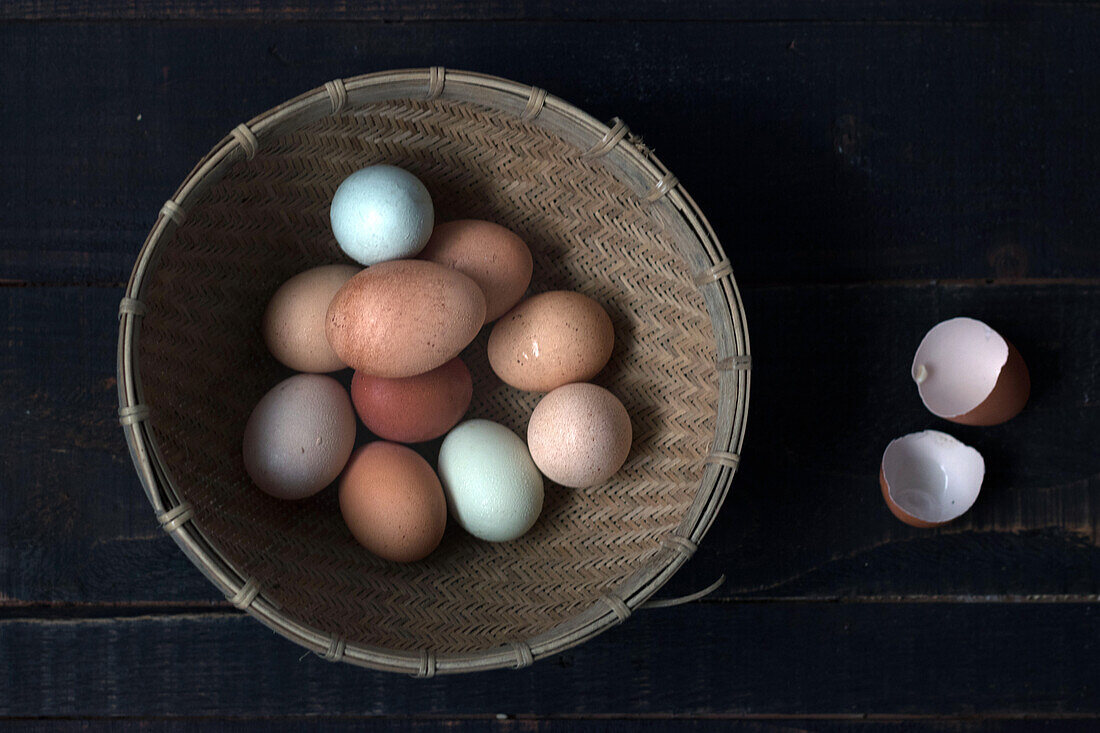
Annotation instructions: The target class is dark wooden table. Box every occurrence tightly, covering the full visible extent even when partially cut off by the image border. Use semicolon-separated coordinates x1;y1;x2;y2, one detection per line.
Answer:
2;1;1098;729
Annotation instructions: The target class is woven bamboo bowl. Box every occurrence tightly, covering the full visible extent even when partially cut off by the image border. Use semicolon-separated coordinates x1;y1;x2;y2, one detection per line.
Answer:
117;68;750;675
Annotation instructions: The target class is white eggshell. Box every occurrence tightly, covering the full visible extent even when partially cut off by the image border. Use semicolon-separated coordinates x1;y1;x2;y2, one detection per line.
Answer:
329;165;434;266
912;317;1007;418
880;430;985;526
242;374;357;500
437;419;544;542
911;316;1030;426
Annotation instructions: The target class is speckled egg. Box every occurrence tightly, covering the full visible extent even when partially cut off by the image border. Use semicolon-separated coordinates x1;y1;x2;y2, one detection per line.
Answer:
339;442;447;562
419;219;533;322
527;383;632;488
350;357;473;443
487;291;615;392
325;259;486;378
261;264;360;373
242;374;357;500
437;419;544;542
329;165;434;266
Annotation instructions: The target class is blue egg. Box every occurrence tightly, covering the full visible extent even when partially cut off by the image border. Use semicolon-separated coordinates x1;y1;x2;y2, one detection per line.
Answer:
329;165;434;266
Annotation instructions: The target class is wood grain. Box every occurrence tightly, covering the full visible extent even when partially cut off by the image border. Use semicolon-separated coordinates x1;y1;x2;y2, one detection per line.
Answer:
0;604;1097;716
2;4;1098;720
6;720;1100;731
0;1;1076;22
1;17;1098;284
2;283;1096;605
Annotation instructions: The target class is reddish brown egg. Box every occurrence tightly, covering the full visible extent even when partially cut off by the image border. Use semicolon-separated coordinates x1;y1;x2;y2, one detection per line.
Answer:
325;259;486;378
350;357;473;443
419;219;533;322
487;291;615;392
339;442;448;562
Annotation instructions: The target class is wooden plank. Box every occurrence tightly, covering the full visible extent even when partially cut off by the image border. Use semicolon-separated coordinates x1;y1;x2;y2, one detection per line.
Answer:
0;603;1097;716
2;17;1099;284
5;719;1100;731
0;286;221;604
2;282;1096;606
0;1;1075;22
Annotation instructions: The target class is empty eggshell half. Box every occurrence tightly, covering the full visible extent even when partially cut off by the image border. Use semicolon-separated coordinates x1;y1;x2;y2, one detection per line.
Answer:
912;317;1030;426
879;430;985;528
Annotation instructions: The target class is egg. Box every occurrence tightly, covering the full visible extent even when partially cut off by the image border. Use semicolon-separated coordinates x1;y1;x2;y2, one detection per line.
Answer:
487;291;615;392
339;442;447;562
242;374;356;500
329;165;434;266
261;264;360;372
880;430;985;528
419;219;533;322
350;357;473;443
527;383;632;488
912;317;1030;425
326;259;486;378
437;419;544;542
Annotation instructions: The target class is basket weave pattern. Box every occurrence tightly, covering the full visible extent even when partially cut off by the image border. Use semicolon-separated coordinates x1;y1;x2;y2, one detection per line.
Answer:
118;69;749;674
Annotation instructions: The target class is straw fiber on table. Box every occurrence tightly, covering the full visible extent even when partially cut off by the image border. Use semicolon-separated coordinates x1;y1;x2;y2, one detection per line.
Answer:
139;97;718;654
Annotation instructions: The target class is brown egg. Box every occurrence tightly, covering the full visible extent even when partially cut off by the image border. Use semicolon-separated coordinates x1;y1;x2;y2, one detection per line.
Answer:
351;357;473;443
326;259;486;378
527;382;632;487
262;264;361;372
487;291;614;392
419;220;533;322
243;374;357;500
339;442;448;562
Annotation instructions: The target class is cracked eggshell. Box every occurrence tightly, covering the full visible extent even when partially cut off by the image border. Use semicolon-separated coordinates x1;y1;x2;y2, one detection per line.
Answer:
879;430;985;528
912;317;1030;426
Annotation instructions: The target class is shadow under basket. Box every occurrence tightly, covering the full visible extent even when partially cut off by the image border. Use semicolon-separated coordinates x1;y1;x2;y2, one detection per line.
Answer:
116;68;750;675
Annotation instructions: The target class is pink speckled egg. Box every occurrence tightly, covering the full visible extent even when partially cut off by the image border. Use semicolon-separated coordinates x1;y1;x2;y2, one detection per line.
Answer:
325;259;486;378
526;382;632;488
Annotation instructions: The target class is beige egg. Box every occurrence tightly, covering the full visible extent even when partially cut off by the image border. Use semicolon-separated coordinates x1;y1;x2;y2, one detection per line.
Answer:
487;291;614;392
326;259;486;378
527;382;632;488
262;264;361;372
419;220;533;322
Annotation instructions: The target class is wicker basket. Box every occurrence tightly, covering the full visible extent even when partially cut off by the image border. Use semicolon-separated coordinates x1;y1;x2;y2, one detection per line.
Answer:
116;68;750;675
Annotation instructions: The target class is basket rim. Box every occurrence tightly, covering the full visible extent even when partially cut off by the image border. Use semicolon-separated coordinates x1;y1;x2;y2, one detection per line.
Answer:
116;67;751;675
